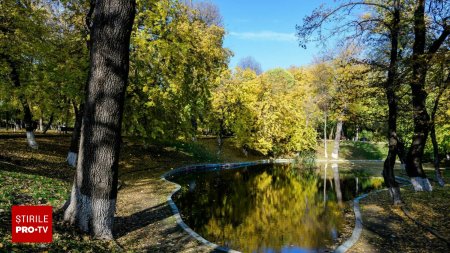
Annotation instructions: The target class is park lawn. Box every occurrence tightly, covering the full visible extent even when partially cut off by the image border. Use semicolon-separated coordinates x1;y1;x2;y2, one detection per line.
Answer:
0;134;237;252
316;140;389;160
0;134;448;252
348;170;450;253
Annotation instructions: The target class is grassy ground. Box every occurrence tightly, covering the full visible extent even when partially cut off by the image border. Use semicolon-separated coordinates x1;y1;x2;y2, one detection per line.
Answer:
316;140;389;160
1;132;449;252
348;170;450;253
0;133;259;252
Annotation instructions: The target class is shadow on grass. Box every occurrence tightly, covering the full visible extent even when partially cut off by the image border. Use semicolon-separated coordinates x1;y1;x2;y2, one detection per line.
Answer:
114;203;172;238
0;160;73;182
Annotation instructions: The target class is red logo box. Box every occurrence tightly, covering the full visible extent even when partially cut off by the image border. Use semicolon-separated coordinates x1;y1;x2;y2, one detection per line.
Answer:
11;206;52;243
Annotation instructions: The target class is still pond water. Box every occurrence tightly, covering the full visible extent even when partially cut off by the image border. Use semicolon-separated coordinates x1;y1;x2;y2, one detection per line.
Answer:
169;163;383;253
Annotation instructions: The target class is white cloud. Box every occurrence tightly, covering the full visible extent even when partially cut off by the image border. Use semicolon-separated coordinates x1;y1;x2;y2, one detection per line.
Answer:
229;31;297;42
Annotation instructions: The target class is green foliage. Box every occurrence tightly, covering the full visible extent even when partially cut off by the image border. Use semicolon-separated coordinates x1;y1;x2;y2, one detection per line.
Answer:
317;141;388;160
124;0;231;142
211;68;317;156
0;0;89;125
153;139;218;162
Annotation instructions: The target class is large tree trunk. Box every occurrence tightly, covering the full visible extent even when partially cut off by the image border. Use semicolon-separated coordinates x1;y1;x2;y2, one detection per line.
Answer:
331;119;343;159
67;103;84;167
405;0;431;191
382;0;402;205
406;0;449;191
63;0;135;239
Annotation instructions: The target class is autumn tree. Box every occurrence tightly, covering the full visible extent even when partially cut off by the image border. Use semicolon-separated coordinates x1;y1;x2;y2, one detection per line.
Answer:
0;0;53;148
211;68;317;156
63;0;135;239
124;0;230;142
405;0;449;191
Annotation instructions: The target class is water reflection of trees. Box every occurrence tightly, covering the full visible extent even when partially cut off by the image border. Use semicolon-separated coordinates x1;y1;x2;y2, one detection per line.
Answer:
175;164;344;252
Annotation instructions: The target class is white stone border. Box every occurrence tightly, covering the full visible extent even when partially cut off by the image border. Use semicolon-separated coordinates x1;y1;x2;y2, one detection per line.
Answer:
335;176;411;252
334;193;369;253
161;160;273;253
162;160;394;253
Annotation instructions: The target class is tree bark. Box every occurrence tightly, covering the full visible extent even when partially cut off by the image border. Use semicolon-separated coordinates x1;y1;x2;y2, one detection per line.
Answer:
428;72;449;187
331;119;343;159
382;0;402;204
5;55;38;149
324;111;328;159
67;103;84;167
406;0;449;191
43;113;54;134
63;0;135;239
39;117;43;132
430;124;445;186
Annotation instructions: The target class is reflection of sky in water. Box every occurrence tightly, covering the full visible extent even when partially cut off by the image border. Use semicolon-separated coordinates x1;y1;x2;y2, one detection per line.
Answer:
171;163;383;253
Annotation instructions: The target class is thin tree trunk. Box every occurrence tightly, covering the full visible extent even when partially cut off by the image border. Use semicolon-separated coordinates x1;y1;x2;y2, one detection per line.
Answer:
428;72;448;187
63;0;135;239
39;117;43;132
382;0;402;204
430;124;445;186
43;113;54;134
329;124;334;140
324;111;328;159
67;103;84;167
331;120;343;159
217;115;224;155
323;163;327;203
5;55;38;149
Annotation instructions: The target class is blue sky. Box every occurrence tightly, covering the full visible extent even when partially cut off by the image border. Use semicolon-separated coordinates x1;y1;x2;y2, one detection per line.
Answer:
208;0;334;71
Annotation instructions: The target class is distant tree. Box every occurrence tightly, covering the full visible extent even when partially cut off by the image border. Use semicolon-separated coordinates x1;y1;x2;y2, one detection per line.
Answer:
238;56;263;75
190;0;223;27
124;0;230;142
63;0;135;239
212;68;317;156
0;0;52;149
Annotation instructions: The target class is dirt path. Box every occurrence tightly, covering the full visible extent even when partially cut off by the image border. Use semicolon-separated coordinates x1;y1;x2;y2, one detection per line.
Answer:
348;187;449;253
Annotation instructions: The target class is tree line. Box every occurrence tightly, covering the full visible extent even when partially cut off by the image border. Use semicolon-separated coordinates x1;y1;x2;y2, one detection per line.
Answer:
1;0;449;239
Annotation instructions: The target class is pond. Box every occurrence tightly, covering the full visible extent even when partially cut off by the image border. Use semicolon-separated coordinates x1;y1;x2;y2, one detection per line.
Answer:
168;163;384;253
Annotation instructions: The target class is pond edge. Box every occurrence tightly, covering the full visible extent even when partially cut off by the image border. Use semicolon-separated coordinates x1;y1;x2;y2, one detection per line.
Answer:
161;159;382;253
161;160;279;253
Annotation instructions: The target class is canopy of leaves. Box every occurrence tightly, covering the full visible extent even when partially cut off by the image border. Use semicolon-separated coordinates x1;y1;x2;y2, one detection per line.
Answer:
124;0;231;142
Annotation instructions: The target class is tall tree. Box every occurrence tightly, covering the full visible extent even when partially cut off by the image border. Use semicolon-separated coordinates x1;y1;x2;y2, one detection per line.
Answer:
405;0;449;191
429;70;449;186
295;0;413;203
63;0;135;239
0;0;52;149
382;0;403;204
124;0;230;142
